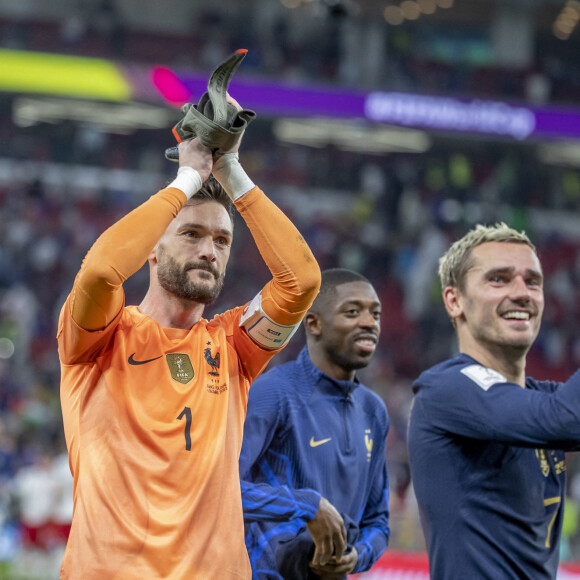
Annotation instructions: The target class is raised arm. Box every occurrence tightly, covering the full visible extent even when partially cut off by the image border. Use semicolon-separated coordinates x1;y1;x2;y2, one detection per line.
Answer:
68;139;212;331
413;362;580;449
211;95;321;351
233;184;321;324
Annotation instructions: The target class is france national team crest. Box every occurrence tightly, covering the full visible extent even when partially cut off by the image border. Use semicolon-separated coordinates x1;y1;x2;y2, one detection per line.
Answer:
166;353;194;384
204;343;227;394
204;345;220;376
364;429;373;462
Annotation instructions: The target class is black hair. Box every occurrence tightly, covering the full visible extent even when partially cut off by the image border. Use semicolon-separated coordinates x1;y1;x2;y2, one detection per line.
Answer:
308;268;371;314
186;175;234;221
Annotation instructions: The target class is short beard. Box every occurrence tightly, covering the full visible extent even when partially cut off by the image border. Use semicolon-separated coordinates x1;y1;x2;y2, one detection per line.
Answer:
324;344;372;373
157;250;225;305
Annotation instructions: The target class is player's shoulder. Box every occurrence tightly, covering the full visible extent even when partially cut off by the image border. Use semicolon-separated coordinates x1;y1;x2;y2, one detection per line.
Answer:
255;357;299;381
251;357;302;393
246;357;309;418
357;382;388;412
525;376;561;393
206;304;245;330
357;383;389;431
252;348;317;397
122;305;153;327
415;353;508;394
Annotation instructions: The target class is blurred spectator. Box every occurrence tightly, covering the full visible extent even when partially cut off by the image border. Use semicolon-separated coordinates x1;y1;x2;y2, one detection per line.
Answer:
1;2;580;574
48;449;73;550
12;454;55;552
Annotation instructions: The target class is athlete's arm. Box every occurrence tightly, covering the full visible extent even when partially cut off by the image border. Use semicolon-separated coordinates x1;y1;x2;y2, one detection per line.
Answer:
69;140;212;331
241;468;347;567
240;480;320;522
416;363;580;449
212;149;320;350
209;95;320;349
239;374;321;522
306;497;348;567
234;186;321;348
311;416;390;575
349;426;390;573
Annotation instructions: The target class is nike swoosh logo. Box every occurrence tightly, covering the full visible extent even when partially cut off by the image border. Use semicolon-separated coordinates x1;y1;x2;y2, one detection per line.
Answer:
128;353;162;366
310;437;332;448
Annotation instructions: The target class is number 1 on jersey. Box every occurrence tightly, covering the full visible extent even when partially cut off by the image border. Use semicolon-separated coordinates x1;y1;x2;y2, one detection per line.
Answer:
177;406;192;451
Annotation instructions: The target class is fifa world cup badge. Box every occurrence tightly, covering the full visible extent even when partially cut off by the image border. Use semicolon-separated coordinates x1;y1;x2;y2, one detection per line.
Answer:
166;353;195;384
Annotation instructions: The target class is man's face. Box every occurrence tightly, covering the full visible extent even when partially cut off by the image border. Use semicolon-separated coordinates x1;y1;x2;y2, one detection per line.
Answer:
449;242;544;355
154;200;232;305
316;281;382;373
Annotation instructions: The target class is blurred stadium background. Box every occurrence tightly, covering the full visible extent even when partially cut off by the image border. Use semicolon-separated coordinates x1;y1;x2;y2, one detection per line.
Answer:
2;0;580;577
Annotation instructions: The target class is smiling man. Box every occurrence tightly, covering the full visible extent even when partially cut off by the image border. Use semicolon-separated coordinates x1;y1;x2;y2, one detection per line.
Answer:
408;223;580;579
240;268;390;580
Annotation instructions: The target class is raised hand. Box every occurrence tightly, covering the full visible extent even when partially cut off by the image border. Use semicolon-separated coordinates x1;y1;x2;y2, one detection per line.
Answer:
177;138;213;182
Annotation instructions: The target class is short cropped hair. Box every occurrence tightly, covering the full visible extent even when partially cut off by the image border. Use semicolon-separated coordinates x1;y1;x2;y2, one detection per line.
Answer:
308;268;372;314
186;175;234;222
439;223;537;291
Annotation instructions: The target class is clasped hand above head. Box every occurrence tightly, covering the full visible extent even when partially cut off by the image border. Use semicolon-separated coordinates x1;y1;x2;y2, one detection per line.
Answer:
177;138;213;182
220;93;244;155
175;94;246;187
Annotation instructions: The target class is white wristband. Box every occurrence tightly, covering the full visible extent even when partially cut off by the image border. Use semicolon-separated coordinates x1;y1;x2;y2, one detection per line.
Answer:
167;166;203;200
212;153;255;201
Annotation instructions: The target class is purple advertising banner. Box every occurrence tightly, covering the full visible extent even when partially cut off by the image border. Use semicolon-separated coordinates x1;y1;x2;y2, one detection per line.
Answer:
170;71;580;141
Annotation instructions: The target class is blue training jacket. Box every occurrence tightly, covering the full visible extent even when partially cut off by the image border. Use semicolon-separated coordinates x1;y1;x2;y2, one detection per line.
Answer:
408;353;580;580
240;347;390;580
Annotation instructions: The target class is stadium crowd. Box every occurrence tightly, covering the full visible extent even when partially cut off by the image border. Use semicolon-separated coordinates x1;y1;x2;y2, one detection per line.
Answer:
2;2;580;577
1;2;580;104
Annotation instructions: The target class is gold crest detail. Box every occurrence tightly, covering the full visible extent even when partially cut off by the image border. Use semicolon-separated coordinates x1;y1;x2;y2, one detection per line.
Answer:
166;353;194;384
535;449;550;477
365;429;373;462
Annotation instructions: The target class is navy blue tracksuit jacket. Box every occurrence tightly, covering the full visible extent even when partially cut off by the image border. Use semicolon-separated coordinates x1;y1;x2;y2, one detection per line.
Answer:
408;353;580;579
240;347;390;579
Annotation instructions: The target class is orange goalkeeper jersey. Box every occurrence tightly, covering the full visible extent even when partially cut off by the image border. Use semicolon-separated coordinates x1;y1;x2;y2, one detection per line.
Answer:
59;303;275;579
57;184;320;580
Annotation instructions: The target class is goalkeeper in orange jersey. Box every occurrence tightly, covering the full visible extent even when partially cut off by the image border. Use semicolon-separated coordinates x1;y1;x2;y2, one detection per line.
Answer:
57;94;321;580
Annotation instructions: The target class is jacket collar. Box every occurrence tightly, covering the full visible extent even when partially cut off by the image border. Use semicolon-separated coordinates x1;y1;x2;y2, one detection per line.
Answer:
297;346;360;397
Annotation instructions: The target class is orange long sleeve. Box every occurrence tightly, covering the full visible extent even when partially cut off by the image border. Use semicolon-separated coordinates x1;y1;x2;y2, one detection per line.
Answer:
235;187;321;326
69;187;186;330
70;184;320;332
